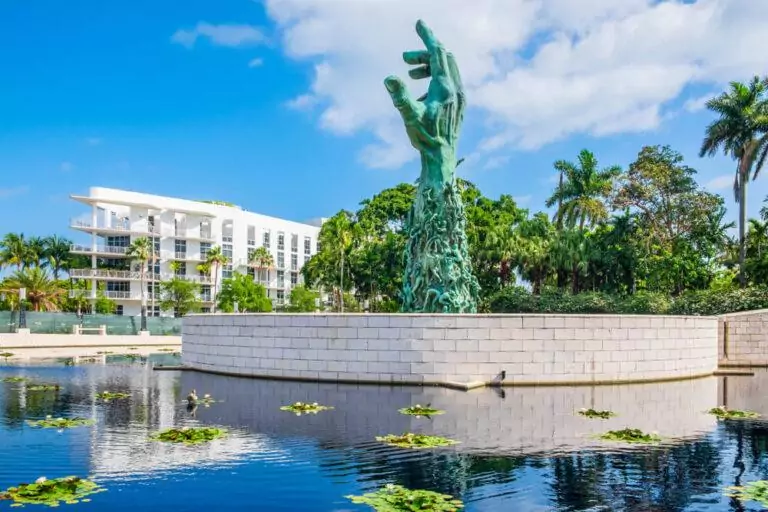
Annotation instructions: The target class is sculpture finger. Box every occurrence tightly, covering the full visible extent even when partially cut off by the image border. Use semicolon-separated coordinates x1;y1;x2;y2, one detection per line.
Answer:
447;52;465;109
415;20;448;80
408;65;430;80
384;75;419;123
403;50;429;65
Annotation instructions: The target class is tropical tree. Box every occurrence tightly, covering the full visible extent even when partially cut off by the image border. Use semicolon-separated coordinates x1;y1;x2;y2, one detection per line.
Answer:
700;76;768;287
248;246;274;285
43;235;72;279
126;237;153;331
160;278;202;317
205;246;228;313
0;268;65;311
24;237;46;268
0;233;30;271
286;285;319;312
318;211;355;312
217;272;271;313
545;149;622;230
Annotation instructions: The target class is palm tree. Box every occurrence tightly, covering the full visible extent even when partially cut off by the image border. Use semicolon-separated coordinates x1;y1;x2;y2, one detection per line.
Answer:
545;150;622;230
43;235;72;280
24;237;46;268
248;246;274;285
484;224;518;288
1;268;65;311
205;246;228;313
322;213;355;312
0;233;29;271
126;237;153;331
700;76;768;287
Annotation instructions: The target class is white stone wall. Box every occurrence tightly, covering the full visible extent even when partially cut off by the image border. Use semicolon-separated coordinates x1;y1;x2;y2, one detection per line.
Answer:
719;309;768;365
182;314;718;385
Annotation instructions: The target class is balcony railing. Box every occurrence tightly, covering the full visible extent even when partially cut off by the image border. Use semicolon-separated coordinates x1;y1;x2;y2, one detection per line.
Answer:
68;289;140;300
70;219;160;235
164;251;205;261
69;268;214;284
70;244;130;256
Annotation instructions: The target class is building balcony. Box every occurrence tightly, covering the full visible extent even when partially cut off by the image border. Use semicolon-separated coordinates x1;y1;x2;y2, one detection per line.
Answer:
70;244;131;257
69;289;142;300
164;251;206;262
69;268;214;285
71;219;161;236
174;230;215;242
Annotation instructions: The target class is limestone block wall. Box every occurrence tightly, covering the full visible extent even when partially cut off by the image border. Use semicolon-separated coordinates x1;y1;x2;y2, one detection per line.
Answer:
719;309;768;365
182;314;718;385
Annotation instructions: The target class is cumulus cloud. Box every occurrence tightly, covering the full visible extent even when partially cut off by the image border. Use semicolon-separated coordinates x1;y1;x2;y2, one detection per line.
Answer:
248;57;264;68
172;23;267;49
684;93;715;112
706;174;734;191
264;0;768;169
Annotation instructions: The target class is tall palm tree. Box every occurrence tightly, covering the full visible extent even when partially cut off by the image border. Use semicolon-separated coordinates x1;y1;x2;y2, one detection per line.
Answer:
484;224;518;288
43;235;72;280
127;236;153;331
545;150;622;230
205;246;228;313
248;246;274;285
322;213;355;312
0;233;29;271
24;237;46;268
1;268;65;312
701;76;768;287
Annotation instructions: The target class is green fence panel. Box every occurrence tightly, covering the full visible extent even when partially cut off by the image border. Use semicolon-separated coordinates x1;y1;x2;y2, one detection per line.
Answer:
0;311;181;335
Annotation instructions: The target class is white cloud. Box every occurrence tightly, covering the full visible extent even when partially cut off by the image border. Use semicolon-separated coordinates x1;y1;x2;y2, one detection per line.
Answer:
285;93;318;111
684;93;714;113
265;0;768;169
706;174;734;191
483;155;511;170
248;57;264;68
0;186;29;199
60;162;74;172
85;137;102;146
172;23;266;49
513;195;532;205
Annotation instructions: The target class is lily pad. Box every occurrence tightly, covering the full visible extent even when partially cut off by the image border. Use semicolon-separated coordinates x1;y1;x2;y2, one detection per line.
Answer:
398;404;445;417
578;408;616;419
157;348;177;352
279;402;333;415
150;427;226;445
96;391;131;401
708;406;760;420
726;480;768;507
0;352;14;359
27;384;61;392
0;476;105;507
376;433;459;449
598;428;661;444
95;351;113;355
27;416;94;429
347;483;463;511
1;376;29;383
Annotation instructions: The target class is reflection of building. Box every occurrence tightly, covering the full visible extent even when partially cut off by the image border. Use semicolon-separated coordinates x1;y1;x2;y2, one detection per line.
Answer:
69;187;321;315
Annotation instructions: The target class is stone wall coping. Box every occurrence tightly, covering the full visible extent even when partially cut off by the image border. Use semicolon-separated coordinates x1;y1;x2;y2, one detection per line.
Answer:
719;308;768;318
187;313;717;320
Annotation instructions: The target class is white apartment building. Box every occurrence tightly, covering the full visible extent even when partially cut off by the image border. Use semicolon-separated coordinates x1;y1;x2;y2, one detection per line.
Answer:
69;187;321;316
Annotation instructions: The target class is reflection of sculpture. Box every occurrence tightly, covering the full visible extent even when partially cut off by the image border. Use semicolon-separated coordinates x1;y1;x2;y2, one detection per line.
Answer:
385;20;480;313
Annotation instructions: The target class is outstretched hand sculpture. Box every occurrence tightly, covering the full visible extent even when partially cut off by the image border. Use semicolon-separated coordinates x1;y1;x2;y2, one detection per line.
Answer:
385;20;479;313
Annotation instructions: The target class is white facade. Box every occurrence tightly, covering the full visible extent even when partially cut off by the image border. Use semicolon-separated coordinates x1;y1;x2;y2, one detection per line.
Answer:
69;187;321;316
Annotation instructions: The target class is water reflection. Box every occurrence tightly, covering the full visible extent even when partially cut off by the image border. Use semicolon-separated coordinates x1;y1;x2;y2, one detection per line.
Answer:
0;363;767;511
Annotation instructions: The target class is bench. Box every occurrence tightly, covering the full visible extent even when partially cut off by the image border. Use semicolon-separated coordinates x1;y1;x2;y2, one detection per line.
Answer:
72;325;107;335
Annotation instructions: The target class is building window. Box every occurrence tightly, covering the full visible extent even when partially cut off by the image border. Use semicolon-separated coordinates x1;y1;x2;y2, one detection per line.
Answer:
277;252;284;269
222;264;233;280
291;254;298;271
151;306;161;317
247;226;256;246
200;220;212;239
222;244;233;260
200;242;211;259
291;234;298;253
106;236;130;248
277;290;285;304
304;237;311;255
174;239;187;258
174;263;186;276
148;215;156;233
106;281;130;292
277;232;285;251
263;231;271;249
277;270;285;288
116;305;124;316
153;237;160;254
201;285;211;302
290;272;298;286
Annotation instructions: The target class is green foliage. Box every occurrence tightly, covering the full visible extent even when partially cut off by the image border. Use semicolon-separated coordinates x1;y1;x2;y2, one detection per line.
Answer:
346;484;463;512
1;376;28;383
398;405;445;417
599;428;661;444
726;480;768;507
150;427;226;445
669;287;768;315
286;286;319;312
217;272;272;313
280;402;333;415
0;476;105;507
27;384;60;392
376;433;459;449
160;277;202;317
708;406;760;420
27;416;94;429
578;408;616;419
197;200;237;207
96;391;131;401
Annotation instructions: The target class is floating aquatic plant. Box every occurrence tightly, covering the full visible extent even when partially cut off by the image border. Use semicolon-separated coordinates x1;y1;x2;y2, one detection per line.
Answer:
157;348;177;352
346;484;463;511
708;406;760;420
128;347;139;351
726;480;768;507
0;352;14;360
96;391;131;402
150;427;226;445
27;384;60;392
599;428;661;444
578;408;616;419
95;351;113;355
398;404;445;417
279;402;333;415
0;476;105;507
1;376;29;383
27;416;94;429
376;433;459;450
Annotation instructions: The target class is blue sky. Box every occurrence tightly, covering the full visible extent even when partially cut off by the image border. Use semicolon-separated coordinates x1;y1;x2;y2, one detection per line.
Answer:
1;0;766;242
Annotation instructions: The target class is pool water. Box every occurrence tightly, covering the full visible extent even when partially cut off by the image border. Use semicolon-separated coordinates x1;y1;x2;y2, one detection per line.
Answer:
1;360;767;511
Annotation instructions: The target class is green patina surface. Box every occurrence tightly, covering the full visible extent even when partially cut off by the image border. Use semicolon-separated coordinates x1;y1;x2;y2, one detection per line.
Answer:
385;20;480;313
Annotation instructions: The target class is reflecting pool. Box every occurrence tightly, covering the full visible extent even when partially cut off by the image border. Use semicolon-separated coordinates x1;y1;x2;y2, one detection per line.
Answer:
1;359;767;511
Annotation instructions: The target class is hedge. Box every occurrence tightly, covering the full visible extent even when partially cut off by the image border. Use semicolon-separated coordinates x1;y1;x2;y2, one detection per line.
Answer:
486;286;768;316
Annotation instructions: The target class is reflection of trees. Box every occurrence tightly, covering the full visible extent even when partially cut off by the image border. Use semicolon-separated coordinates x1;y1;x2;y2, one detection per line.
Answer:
1;383;76;429
548;440;722;512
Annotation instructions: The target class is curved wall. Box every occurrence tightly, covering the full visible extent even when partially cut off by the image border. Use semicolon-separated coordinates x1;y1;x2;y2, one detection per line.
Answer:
182;314;718;386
